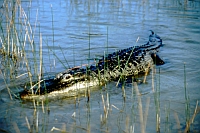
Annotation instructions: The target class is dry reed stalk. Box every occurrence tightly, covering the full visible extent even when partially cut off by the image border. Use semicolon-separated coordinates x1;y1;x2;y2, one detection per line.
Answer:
122;85;126;101
174;111;181;133
0;69;12;99
12;122;20;133
42;100;45;113
25;116;31;132
143;62;151;83
144;97;150;130
51;127;67;132
130;124;134;133
106;92;110;111
156;113;160;132
134;82;145;133
100;93;109;125
191;100;199;123
38;33;43;92
29;79;44;93
36;111;39;132
151;66;155;92
15;72;29;79
111;104;120;111
87;125;91;133
184;100;199;133
62;123;67;133
102;94;107;115
125;116;130;133
72;112;76;117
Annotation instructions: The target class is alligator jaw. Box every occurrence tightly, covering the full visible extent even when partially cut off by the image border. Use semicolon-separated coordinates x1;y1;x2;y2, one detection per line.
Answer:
19;78;103;100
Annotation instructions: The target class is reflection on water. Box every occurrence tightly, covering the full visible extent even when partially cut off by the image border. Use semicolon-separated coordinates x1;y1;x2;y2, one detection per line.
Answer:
0;0;200;132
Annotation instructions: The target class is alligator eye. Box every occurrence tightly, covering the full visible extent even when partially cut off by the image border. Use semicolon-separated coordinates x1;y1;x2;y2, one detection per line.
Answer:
63;74;72;79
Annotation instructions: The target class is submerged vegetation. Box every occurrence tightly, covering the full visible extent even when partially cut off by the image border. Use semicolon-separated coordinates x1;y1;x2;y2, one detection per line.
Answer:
0;0;199;132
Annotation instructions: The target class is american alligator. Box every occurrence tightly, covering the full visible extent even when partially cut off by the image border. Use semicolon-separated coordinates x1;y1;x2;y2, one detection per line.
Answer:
19;30;164;100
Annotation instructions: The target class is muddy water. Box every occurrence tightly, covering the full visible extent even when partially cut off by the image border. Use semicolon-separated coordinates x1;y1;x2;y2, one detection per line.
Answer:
0;0;200;132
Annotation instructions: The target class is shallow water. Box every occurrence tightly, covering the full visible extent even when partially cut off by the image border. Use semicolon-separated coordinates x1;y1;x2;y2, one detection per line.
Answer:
0;0;200;132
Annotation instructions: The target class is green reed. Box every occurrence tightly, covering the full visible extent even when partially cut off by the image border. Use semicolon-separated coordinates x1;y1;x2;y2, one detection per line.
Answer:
164;102;171;132
51;4;54;48
86;26;91;102
155;67;161;132
59;45;70;68
184;63;190;121
184;63;191;132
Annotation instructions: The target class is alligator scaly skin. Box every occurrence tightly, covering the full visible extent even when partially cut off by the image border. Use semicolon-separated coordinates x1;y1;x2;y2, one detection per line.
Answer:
19;31;164;100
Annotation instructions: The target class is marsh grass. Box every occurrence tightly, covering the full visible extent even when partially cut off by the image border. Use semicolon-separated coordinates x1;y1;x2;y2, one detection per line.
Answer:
0;0;33;93
0;0;54;110
116;37;140;100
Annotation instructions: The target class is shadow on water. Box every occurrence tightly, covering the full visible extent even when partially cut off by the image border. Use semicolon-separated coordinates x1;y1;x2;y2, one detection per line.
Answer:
0;0;200;132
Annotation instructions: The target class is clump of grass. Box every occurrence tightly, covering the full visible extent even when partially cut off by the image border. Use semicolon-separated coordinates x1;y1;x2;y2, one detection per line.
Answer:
100;92;110;125
115;37;140;100
0;0;47;101
182;63;200;133
184;100;199;132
